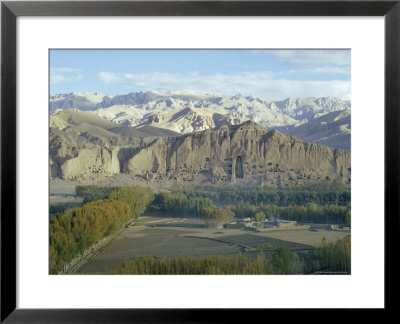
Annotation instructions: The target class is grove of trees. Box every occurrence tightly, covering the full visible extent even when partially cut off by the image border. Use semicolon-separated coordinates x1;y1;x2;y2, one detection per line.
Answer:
75;185;118;203
107;253;275;274
201;207;235;227
302;235;351;273
108;186;154;219
170;182;350;207
259;203;350;225
152;190;350;225
151;182;351;225
50;186;154;274
226;201;350;225
153;192;212;217
107;247;306;275
269;246;301;274
107;236;351;275
50;199;131;273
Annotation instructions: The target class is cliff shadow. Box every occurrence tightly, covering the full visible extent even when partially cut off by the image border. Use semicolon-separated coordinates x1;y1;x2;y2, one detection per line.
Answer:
117;147;140;172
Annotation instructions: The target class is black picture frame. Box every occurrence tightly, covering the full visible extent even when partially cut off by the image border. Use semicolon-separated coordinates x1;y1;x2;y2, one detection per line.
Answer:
1;0;399;322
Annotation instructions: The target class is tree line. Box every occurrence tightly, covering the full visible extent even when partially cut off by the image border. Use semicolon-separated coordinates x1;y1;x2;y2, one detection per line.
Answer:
246;202;350;225
107;236;350;275
50;186;153;274
75;185;118;203
171;182;350;207
107;249;294;275
75;184;351;225
153;191;350;226
303;235;351;273
153;192;213;217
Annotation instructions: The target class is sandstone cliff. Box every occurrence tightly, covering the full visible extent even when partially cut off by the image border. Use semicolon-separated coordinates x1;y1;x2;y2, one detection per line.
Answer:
123;121;351;187
49;110;178;181
50;111;351;188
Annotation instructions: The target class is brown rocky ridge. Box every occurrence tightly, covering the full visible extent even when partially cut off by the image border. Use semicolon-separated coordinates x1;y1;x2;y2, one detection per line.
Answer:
50;111;351;188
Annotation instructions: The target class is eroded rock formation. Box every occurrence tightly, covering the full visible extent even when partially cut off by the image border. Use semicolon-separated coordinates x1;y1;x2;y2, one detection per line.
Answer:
49;111;351;187
123;121;351;187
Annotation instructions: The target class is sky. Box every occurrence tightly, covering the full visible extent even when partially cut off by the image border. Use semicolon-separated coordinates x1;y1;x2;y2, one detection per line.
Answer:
50;49;351;100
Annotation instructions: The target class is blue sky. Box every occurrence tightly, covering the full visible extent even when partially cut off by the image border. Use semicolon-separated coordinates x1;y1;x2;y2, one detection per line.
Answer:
50;49;351;100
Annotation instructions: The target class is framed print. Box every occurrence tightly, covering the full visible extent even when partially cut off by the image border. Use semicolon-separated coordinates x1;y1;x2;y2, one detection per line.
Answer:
1;0;399;322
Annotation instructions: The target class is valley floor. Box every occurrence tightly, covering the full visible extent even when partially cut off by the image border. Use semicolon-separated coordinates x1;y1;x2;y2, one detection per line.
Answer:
75;214;350;274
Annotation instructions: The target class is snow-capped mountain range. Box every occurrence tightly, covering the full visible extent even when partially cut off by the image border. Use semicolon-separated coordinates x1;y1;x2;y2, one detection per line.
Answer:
50;91;351;150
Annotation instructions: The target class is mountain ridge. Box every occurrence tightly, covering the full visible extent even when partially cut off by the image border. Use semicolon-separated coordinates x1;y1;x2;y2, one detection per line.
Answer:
50;91;351;151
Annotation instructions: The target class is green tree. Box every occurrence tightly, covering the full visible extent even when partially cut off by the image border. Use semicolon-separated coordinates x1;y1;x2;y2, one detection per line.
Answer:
108;186;154;218
201;207;234;228
49;186;155;274
345;208;351;227
254;212;266;230
270;247;300;274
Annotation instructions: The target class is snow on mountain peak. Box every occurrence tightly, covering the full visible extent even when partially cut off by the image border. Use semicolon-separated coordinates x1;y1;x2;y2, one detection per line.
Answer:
49;91;351;149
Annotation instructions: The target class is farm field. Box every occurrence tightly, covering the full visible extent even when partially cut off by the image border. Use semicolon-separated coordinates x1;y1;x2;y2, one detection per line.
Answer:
77;215;350;274
254;229;350;247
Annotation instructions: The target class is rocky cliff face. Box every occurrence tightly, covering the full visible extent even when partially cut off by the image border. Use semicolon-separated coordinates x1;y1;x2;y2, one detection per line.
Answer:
50;111;350;187
123;121;351;188
49;130;122;181
49;110;176;181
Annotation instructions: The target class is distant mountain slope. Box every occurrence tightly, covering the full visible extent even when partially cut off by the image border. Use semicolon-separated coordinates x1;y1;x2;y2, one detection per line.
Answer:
269;97;350;120
135;107;245;134
50;92;114;112
50;91;351;150
275;109;351;151
51;110;120;130
51;110;180;139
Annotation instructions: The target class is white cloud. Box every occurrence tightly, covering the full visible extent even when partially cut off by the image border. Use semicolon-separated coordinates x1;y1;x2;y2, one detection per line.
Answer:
50;67;82;84
286;65;350;76
270;79;351;100
97;71;351;100
97;71;122;84
252;49;351;66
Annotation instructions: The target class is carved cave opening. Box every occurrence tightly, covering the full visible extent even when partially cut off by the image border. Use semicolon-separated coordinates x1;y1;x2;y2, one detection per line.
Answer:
235;156;244;179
